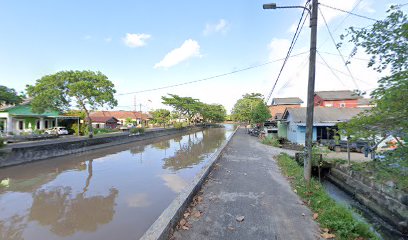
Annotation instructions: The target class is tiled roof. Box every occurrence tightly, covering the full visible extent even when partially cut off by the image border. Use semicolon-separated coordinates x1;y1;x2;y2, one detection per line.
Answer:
284;107;370;123
89;116;118;123
315;90;362;100
272;97;303;105
90;111;150;120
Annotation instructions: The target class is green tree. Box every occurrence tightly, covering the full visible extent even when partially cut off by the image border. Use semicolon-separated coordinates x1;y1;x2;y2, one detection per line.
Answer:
151;109;171;127
251;101;271;125
231;93;264;123
201;104;227;123
0;85;24;107
125;117;133;126
26;70;118;138
339;5;407;150
161;94;202;124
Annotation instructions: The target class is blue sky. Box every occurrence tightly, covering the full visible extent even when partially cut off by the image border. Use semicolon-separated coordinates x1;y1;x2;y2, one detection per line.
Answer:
0;0;406;112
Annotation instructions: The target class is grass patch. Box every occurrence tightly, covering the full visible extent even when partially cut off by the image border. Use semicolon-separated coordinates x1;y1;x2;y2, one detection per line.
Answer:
277;153;378;240
261;135;281;147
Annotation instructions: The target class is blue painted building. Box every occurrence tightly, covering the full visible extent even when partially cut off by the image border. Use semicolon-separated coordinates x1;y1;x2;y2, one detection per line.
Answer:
282;107;368;145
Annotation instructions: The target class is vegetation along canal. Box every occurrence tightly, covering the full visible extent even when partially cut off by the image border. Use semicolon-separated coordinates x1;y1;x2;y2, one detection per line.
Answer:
0;125;235;240
322;180;406;240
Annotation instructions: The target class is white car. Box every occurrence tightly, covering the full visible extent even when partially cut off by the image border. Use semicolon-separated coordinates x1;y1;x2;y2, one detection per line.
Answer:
44;127;69;135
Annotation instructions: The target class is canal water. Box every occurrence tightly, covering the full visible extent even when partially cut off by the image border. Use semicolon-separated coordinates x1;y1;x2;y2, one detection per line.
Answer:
0;125;235;240
322;180;406;240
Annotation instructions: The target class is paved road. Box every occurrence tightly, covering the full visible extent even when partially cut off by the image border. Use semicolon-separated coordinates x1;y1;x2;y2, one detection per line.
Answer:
171;128;321;240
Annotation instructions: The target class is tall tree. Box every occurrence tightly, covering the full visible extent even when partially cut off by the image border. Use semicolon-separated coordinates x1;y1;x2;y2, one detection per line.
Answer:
26;70;118;138
0;85;24;107
200;104;227;123
151;109;171;127
161;94;201;124
231;93;264;123
339;5;407;150
251;101;271;125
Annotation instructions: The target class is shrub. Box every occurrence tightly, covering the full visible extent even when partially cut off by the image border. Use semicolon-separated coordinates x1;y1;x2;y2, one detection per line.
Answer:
173;122;184;129
277;153;377;240
130;127;145;135
0;138;4;148
261;135;281;147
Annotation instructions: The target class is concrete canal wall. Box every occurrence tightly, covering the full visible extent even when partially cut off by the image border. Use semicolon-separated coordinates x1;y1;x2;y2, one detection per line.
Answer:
0;127;200;168
326;165;408;234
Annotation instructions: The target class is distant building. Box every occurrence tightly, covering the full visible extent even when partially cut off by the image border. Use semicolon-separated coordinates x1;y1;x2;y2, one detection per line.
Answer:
0;101;68;135
281;107;369;145
90;111;151;126
268;97;303;120
357;98;374;108
314;90;362;108
89;116;119;129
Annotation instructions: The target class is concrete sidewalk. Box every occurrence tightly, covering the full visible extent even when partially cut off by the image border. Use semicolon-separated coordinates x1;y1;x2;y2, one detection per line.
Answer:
171;128;321;240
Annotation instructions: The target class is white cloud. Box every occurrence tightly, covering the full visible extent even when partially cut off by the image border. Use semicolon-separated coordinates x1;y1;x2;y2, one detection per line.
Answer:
154;39;201;69
84;35;92;40
160;174;187;193
123;33;151;48
268;38;291;60
203;19;229;36
105;37;112;43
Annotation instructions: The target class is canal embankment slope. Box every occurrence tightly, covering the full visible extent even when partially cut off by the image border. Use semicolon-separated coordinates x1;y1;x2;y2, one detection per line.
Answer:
0;127;201;168
168;128;320;240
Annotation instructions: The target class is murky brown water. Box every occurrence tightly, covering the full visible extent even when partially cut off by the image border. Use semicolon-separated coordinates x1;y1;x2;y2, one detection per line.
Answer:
0;125;234;240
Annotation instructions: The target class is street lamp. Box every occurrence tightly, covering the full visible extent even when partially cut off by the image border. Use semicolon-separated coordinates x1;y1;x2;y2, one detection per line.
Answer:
263;3;311;15
263;1;318;184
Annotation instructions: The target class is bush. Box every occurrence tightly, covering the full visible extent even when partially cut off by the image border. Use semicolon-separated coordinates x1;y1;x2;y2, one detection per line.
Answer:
0;138;4;148
130;127;145;135
173;122;184;129
277;153;377;240
261;135;281;147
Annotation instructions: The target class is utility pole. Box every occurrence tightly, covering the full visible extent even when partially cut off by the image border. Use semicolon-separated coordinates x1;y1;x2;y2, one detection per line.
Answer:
304;0;318;183
263;0;318;183
134;95;137;111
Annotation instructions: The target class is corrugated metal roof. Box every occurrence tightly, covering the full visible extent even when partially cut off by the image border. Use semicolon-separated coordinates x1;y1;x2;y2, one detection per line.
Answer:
285;107;370;124
272;97;303;105
315;90;361;100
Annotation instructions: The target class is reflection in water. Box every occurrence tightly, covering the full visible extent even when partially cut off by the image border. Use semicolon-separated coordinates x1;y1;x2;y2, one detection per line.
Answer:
0;215;26;240
0;125;234;240
126;193;151;208
160;174;188;193
29;187;118;237
163;129;226;170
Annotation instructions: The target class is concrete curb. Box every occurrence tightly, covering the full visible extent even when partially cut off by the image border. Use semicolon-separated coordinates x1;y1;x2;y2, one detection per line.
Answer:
140;126;239;240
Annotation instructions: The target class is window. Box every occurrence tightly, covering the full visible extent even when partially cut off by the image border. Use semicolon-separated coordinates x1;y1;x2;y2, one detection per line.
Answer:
340;103;346;108
45;120;49;129
36;120;40;129
18;120;24;130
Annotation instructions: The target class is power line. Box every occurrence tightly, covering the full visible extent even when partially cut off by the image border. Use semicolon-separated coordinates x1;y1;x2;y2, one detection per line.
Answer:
315;59;373;86
264;1;310;103
316;51;347;87
317;0;363;50
277;53;310;94
319;8;360;90
319;3;379;21
115;51;309;96
318;51;370;61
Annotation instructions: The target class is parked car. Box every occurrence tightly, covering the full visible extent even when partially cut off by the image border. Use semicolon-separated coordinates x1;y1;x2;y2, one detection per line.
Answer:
44;127;69;135
327;140;369;153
